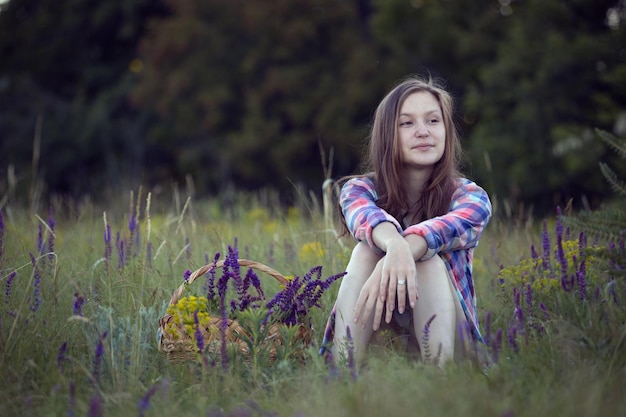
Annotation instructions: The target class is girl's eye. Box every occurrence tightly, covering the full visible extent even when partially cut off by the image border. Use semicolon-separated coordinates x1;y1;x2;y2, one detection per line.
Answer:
429;118;440;124
399;120;413;127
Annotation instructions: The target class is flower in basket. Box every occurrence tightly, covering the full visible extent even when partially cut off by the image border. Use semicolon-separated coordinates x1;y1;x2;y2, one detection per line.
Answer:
159;242;346;363
163;295;212;340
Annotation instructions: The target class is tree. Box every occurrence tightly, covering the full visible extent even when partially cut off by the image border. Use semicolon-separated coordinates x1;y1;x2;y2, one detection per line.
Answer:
0;0;169;201
132;0;388;194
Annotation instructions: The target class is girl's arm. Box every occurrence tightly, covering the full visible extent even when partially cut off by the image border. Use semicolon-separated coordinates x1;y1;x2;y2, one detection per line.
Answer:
403;179;492;260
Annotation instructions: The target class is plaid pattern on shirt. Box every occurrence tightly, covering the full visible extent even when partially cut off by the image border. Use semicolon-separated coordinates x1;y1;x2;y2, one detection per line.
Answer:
321;176;492;354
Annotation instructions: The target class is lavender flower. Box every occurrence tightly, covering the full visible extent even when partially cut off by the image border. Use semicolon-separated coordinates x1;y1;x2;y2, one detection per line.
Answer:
346;326;357;379
421;314;437;363
88;394;102;417
73;292;85;316
37;224;45;256
525;283;533;312
507;326;519;353
555;210;569;289
5;271;16;303
57;342;67;372
539;302;549;319
127;212;137;260
47;207;56;261
541;219;550;270
194;310;205;353
103;219;112;271
530;244;538;260
183;269;192;284
116;232;125;269
93;331;107;384
138;381;160;417
206;252;219;301
29;253;41;312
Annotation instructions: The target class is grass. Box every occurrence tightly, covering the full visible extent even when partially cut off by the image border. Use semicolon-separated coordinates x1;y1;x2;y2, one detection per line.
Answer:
0;187;624;417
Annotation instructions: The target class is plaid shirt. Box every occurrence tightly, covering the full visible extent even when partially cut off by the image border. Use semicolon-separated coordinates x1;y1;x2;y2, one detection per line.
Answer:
321;176;492;352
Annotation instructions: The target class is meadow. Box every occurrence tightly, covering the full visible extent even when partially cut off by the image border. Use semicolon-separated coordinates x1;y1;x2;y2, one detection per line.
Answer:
0;186;624;417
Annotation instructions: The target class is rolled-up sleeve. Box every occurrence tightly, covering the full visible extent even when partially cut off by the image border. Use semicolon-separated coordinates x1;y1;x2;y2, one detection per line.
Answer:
403;179;492;260
340;177;402;252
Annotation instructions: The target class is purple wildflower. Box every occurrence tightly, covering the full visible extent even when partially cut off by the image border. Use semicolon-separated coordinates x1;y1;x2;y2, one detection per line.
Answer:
73;292;85;316
93;331;107;384
116;232;126;269
88;394;102;417
324;349;340;382
5;271;16;303
345;326;357;379
541;219;551;270
183;269;192;284
103;220;112;274
525;283;533;312
206;252;219;301
530;244;538;260
57;341;67;372
422;314;437;363
37;224;45;256
194;310;205;353
507;326;519;353
138;381;160;417
29;253;41;312
539;302;549;319
555;214;569;290
47;207;56;261
127;212;137;260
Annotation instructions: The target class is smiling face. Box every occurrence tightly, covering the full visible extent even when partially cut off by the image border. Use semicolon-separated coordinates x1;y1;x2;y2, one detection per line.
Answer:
397;91;446;175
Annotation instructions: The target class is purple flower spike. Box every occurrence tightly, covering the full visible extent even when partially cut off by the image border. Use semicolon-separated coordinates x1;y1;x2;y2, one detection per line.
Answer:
345;326;357;379
138;381;160;417
507;326;519;353
5;271;16;303
47;207;56;260
57;342;68;372
73;292;85;316
93;331;108;384
29;253;41;312
194;310;205;353
541;219;550;270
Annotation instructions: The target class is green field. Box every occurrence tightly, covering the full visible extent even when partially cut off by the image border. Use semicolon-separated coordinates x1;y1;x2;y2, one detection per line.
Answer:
1;188;624;417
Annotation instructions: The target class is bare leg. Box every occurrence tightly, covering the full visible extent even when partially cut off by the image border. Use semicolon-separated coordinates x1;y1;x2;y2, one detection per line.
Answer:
411;255;464;366
333;242;381;364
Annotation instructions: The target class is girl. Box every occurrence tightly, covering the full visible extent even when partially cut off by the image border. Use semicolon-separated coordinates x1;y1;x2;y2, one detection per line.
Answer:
322;76;492;366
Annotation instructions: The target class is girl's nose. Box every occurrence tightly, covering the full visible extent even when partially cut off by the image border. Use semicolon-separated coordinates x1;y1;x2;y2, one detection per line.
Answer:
415;122;428;137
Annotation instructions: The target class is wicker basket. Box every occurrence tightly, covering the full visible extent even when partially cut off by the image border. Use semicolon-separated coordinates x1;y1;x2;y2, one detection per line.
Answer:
158;259;312;362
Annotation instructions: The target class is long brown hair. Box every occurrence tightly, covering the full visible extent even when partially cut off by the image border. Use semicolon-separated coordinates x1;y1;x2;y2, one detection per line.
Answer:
339;76;464;231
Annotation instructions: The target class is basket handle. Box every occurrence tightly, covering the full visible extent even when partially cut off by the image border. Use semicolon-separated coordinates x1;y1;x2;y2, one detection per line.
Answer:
167;259;288;306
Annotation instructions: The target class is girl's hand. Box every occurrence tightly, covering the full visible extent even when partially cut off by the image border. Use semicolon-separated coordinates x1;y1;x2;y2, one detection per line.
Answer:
353;259;387;330
379;238;418;324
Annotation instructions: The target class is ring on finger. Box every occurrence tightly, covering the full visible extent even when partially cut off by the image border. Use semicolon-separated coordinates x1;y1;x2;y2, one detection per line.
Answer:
397;279;406;285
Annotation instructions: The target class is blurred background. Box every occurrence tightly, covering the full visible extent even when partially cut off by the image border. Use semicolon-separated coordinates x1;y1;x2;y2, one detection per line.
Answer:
0;0;625;216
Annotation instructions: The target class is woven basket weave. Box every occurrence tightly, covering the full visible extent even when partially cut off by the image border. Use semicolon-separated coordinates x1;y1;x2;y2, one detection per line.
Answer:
158;259;312;362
